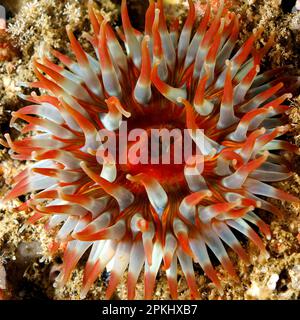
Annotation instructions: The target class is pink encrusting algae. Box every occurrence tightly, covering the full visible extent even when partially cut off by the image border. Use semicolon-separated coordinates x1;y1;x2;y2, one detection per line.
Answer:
2;0;300;299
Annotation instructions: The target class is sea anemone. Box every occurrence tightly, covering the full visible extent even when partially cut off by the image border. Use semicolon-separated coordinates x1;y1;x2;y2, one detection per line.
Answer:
2;0;300;299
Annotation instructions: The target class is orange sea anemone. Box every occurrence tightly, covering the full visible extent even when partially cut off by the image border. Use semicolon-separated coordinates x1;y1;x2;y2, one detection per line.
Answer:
2;0;300;299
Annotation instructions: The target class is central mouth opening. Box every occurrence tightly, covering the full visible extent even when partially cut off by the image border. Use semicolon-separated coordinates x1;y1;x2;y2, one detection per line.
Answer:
115;108;189;186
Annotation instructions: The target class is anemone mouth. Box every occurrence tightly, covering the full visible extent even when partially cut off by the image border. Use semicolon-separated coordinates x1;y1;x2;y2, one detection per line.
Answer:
3;0;300;300
117;114;188;186
123;160;187;189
